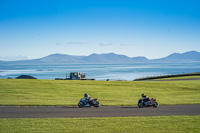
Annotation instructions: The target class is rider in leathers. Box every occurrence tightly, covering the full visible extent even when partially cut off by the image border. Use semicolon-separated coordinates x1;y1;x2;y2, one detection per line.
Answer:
84;93;93;104
142;94;151;106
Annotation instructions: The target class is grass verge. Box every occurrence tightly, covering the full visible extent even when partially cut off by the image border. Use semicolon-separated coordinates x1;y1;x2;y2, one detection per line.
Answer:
0;79;200;106
134;72;200;81
0;116;199;133
154;75;200;80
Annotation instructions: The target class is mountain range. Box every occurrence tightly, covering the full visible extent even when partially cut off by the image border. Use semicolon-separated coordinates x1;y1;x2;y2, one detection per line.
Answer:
0;51;200;64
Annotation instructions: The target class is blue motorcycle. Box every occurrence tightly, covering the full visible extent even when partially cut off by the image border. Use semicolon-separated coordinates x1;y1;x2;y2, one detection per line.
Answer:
138;98;158;108
78;98;100;108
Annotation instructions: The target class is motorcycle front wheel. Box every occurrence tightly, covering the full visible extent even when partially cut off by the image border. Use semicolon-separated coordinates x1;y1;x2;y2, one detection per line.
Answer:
78;102;85;108
153;102;158;108
138;102;144;108
94;102;100;108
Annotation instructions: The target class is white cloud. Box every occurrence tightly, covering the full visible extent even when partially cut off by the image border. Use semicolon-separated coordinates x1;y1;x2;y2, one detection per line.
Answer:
56;43;62;46
120;43;136;46
99;42;113;46
0;55;30;61
99;42;136;47
66;41;88;45
55;41;88;46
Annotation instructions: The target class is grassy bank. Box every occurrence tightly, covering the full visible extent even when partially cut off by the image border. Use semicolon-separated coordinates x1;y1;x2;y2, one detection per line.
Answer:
134;72;200;81
0;79;200;106
155;75;200;80
0;116;199;133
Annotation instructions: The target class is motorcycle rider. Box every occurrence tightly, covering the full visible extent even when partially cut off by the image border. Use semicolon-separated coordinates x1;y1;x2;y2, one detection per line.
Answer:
141;94;151;106
84;93;93;104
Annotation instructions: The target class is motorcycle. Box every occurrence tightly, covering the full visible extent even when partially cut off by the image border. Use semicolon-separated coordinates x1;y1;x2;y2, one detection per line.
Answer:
138;98;158;108
78;98;100;108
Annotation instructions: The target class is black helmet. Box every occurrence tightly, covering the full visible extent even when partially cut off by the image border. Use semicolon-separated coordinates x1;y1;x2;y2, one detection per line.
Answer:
84;93;88;97
142;94;146;97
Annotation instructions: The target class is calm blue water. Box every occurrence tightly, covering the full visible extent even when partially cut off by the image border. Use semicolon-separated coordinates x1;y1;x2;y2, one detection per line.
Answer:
0;63;200;80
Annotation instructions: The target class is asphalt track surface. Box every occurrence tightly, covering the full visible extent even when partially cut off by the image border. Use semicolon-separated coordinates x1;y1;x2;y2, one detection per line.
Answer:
0;104;199;118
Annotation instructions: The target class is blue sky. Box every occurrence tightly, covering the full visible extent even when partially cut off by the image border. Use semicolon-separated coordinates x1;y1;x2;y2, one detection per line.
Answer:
0;0;200;60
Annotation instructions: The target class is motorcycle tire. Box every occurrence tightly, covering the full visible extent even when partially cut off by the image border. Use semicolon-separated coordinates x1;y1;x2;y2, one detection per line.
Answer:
94;102;100;108
78;102;85;108
153;102;158;108
138;102;144;108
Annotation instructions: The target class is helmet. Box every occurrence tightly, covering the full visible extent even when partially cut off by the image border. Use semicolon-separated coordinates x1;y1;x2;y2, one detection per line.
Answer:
84;93;88;97
142;94;146;97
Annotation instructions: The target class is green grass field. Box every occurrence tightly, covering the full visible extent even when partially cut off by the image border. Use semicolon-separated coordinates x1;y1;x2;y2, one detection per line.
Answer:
0;79;200;132
0;79;200;106
0;116;199;133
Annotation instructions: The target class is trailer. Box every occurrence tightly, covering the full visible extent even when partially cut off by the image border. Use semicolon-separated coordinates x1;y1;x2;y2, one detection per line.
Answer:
55;72;95;80
68;72;86;80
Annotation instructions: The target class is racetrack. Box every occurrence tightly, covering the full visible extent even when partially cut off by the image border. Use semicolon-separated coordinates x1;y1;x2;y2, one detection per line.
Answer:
0;104;199;118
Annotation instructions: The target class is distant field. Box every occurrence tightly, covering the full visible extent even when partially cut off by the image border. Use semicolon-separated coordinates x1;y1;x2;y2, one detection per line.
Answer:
0;116;199;133
155;75;200;80
0;79;200;106
134;72;200;81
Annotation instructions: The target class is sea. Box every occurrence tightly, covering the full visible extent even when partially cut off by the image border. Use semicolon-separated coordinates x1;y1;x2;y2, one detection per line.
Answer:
0;62;200;81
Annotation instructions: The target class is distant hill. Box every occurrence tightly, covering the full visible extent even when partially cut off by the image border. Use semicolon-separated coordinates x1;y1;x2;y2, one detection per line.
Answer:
1;51;200;64
82;53;133;63
35;53;86;63
152;51;200;62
